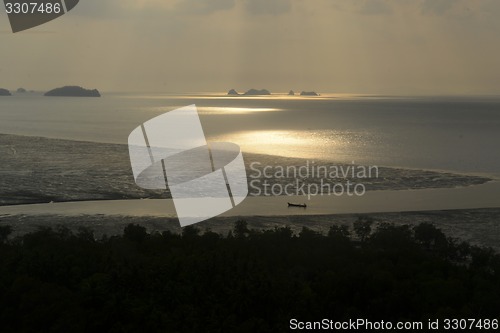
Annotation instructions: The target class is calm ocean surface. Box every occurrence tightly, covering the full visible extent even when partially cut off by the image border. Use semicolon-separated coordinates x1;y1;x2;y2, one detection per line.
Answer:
0;93;499;177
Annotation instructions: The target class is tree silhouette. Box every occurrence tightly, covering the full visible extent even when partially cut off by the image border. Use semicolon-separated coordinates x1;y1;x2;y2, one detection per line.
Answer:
353;216;373;242
123;223;147;243
234;220;250;238
414;222;447;251
182;225;201;239
328;224;350;239
0;219;497;332
0;225;12;243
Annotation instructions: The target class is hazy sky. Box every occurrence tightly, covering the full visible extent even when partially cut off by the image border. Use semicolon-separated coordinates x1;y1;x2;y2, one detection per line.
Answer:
1;0;500;94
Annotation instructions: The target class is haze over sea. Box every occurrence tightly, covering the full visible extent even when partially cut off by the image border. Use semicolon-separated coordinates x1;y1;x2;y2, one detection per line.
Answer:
0;93;499;178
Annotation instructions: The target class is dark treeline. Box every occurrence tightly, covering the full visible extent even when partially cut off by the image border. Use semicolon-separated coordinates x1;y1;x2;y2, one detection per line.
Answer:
0;218;499;332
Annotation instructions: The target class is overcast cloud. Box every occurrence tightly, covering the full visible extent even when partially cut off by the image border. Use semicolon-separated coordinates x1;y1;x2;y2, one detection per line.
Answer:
1;0;500;94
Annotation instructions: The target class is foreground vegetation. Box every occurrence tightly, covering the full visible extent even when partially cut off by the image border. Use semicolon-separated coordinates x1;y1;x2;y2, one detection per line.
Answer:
0;218;499;332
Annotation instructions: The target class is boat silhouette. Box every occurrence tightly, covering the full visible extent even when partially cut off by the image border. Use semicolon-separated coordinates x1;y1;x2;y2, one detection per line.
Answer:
288;202;307;208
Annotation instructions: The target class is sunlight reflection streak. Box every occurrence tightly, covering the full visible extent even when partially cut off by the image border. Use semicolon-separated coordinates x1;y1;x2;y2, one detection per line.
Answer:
209;130;375;161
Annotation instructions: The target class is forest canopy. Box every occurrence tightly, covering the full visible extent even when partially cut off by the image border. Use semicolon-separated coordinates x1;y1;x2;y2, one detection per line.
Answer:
0;218;498;332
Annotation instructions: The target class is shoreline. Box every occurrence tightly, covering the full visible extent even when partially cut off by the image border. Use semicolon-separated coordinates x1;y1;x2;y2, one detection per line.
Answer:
1;180;500;217
0;133;492;206
1;208;499;252
1;132;497;179
0;131;498;250
0;180;498;249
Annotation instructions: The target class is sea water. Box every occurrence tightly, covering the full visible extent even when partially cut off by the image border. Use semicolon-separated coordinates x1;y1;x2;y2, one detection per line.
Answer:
0;93;499;178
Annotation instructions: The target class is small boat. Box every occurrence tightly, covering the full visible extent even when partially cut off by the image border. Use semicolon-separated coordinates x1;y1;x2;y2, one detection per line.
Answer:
288;202;307;208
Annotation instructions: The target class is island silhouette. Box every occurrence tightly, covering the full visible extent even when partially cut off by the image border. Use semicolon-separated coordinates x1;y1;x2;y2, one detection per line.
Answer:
227;89;318;96
44;86;101;97
227;88;271;96
0;88;12;96
300;91;319;96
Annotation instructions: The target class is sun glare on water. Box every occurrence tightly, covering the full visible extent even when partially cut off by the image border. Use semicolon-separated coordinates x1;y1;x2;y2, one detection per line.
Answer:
198;107;280;114
210;130;366;160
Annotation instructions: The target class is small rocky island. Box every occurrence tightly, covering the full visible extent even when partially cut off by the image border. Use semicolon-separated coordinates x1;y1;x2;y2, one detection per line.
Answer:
244;88;271;95
44;86;101;97
0;88;12;96
227;88;272;96
300;91;319;96
16;88;27;93
288;90;295;96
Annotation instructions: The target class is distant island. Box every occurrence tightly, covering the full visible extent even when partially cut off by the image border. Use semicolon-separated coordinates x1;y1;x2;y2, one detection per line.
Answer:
227;89;319;96
245;88;271;96
44;86;101;97
16;88;27;93
300;91;319;96
0;88;12;96
227;88;271;96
